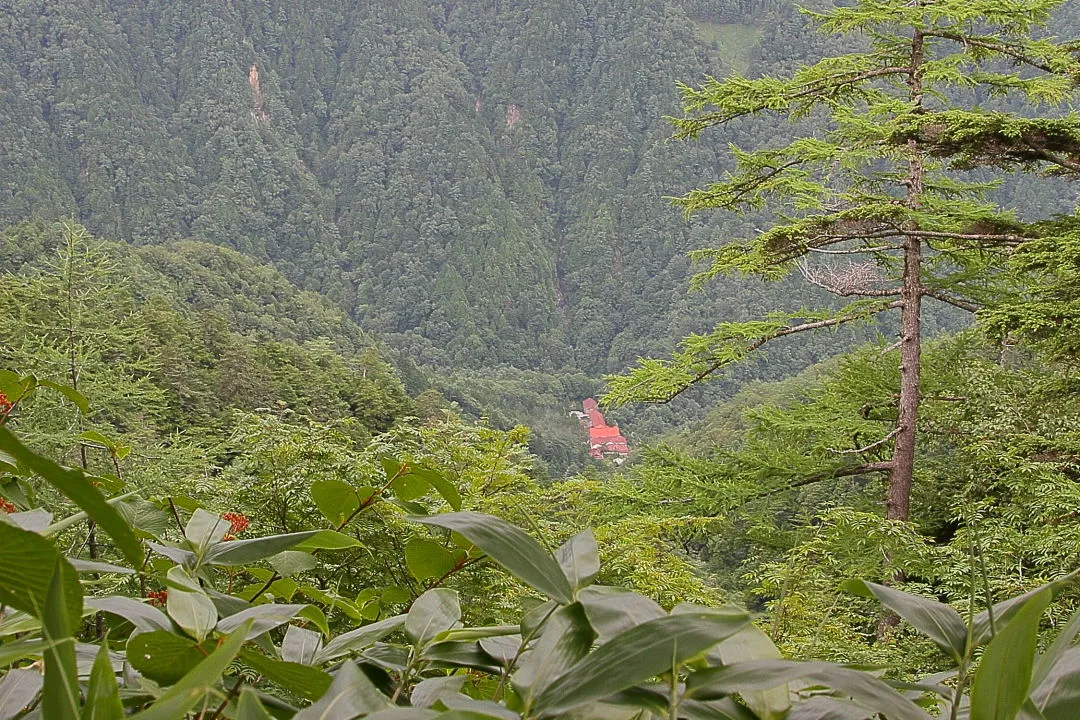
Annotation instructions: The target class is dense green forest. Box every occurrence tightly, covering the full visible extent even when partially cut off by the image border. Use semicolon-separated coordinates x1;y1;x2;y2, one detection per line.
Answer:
0;0;908;423
3;0;1080;717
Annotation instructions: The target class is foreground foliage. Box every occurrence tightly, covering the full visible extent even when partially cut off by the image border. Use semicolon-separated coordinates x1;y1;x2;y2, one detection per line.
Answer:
2;402;1080;718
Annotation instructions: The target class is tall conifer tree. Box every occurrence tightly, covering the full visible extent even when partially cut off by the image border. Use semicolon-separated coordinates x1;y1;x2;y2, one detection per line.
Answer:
608;0;1080;520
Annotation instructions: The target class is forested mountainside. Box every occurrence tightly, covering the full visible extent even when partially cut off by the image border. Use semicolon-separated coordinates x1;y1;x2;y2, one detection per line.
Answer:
0;223;411;447
0;0;862;379
5;1;1080;717
0;222;604;472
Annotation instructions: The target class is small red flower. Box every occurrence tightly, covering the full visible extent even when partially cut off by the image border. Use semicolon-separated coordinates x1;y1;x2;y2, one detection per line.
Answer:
147;590;168;607
0;392;12;415
0;499;15;513
221;512;250;535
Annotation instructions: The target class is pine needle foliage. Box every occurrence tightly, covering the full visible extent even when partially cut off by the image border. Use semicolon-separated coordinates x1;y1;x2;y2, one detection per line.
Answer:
607;0;1080;519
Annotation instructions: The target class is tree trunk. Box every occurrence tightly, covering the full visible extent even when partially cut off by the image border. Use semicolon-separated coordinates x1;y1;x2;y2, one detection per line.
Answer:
888;234;921;521
886;28;926;523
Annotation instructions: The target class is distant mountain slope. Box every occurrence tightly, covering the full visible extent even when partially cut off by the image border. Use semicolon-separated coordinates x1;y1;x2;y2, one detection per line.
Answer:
0;0;799;375
0;222;410;441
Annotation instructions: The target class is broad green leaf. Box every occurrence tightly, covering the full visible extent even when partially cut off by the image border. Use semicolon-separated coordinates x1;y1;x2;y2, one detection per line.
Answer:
708;622;788;720
118;499;171;539
685;659;930;720
0;427;143;566
240;650;332;702
78;430;119;453
421;640;503;673
311;480;365;527
1;509;52;532
532;608;750;716
406;588;461;646
37;379;89;413
315;614;406;664
406;537;456;582
438;696;520;719
1034;605;1080;687
365;711;438;720
555;530;600;592
236;688;277;720
282;624;323;665
127;631;217;685
44;491;140;537
576;586;664;643
844;579;967;663
293;660;391;720
0;669;42;720
183;508;230;554
1030;646;1080;720
392;473;429;502
409;467;462;511
165;566;218;642
69;558;135;574
300;585;364;621
971;587;1052;720
0;611;41;638
293;530;363;552
381;458;406;482
787;697;878;720
42;556;80;720
270;550;319;577
129;620;250;720
513;602;596;711
972;570;1079;648
81;642;124;720
86;596;172;633
413;512;574;604
0;523;82;623
412;676;467;708
479;636;522;665
146;541;196;566
216;603;308;640
0;638;46;669
439;625;520;642
204;531;321;565
680;698;759;720
299;605;330;637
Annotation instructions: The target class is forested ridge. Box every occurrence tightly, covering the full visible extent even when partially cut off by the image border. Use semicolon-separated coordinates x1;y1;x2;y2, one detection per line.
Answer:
0;0;866;378
4;0;1080;718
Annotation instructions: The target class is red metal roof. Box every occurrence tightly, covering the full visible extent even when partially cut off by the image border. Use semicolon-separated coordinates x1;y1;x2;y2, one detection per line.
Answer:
581;398;629;457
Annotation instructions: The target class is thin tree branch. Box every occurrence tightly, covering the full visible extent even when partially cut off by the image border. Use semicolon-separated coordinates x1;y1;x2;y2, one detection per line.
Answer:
685;67;911;127
747;462;894;502
921;31;1059;74
808;245;895;255
921;288;981;312
828;428;901;455
656;300;903;403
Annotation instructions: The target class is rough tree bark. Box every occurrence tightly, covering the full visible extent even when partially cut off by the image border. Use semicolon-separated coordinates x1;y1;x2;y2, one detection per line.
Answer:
887;27;926;523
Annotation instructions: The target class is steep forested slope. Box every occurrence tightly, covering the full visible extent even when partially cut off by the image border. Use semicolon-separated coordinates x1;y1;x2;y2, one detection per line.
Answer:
0;0;837;378
0;223;412;451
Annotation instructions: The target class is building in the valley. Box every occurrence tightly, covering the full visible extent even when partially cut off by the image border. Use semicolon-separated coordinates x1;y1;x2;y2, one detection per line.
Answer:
571;398;630;463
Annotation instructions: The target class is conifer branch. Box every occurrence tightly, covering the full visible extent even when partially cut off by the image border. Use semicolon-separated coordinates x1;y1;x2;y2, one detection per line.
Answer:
807;245;895;255
751;462;894;501
677;67;911;132
920;32;1062;75
640;300;903;404
921;288;981;312
1026;147;1080;174
829;428;901;456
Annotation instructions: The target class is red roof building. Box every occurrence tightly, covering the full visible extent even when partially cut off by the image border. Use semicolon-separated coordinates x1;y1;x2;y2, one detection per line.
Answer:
573;398;630;462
